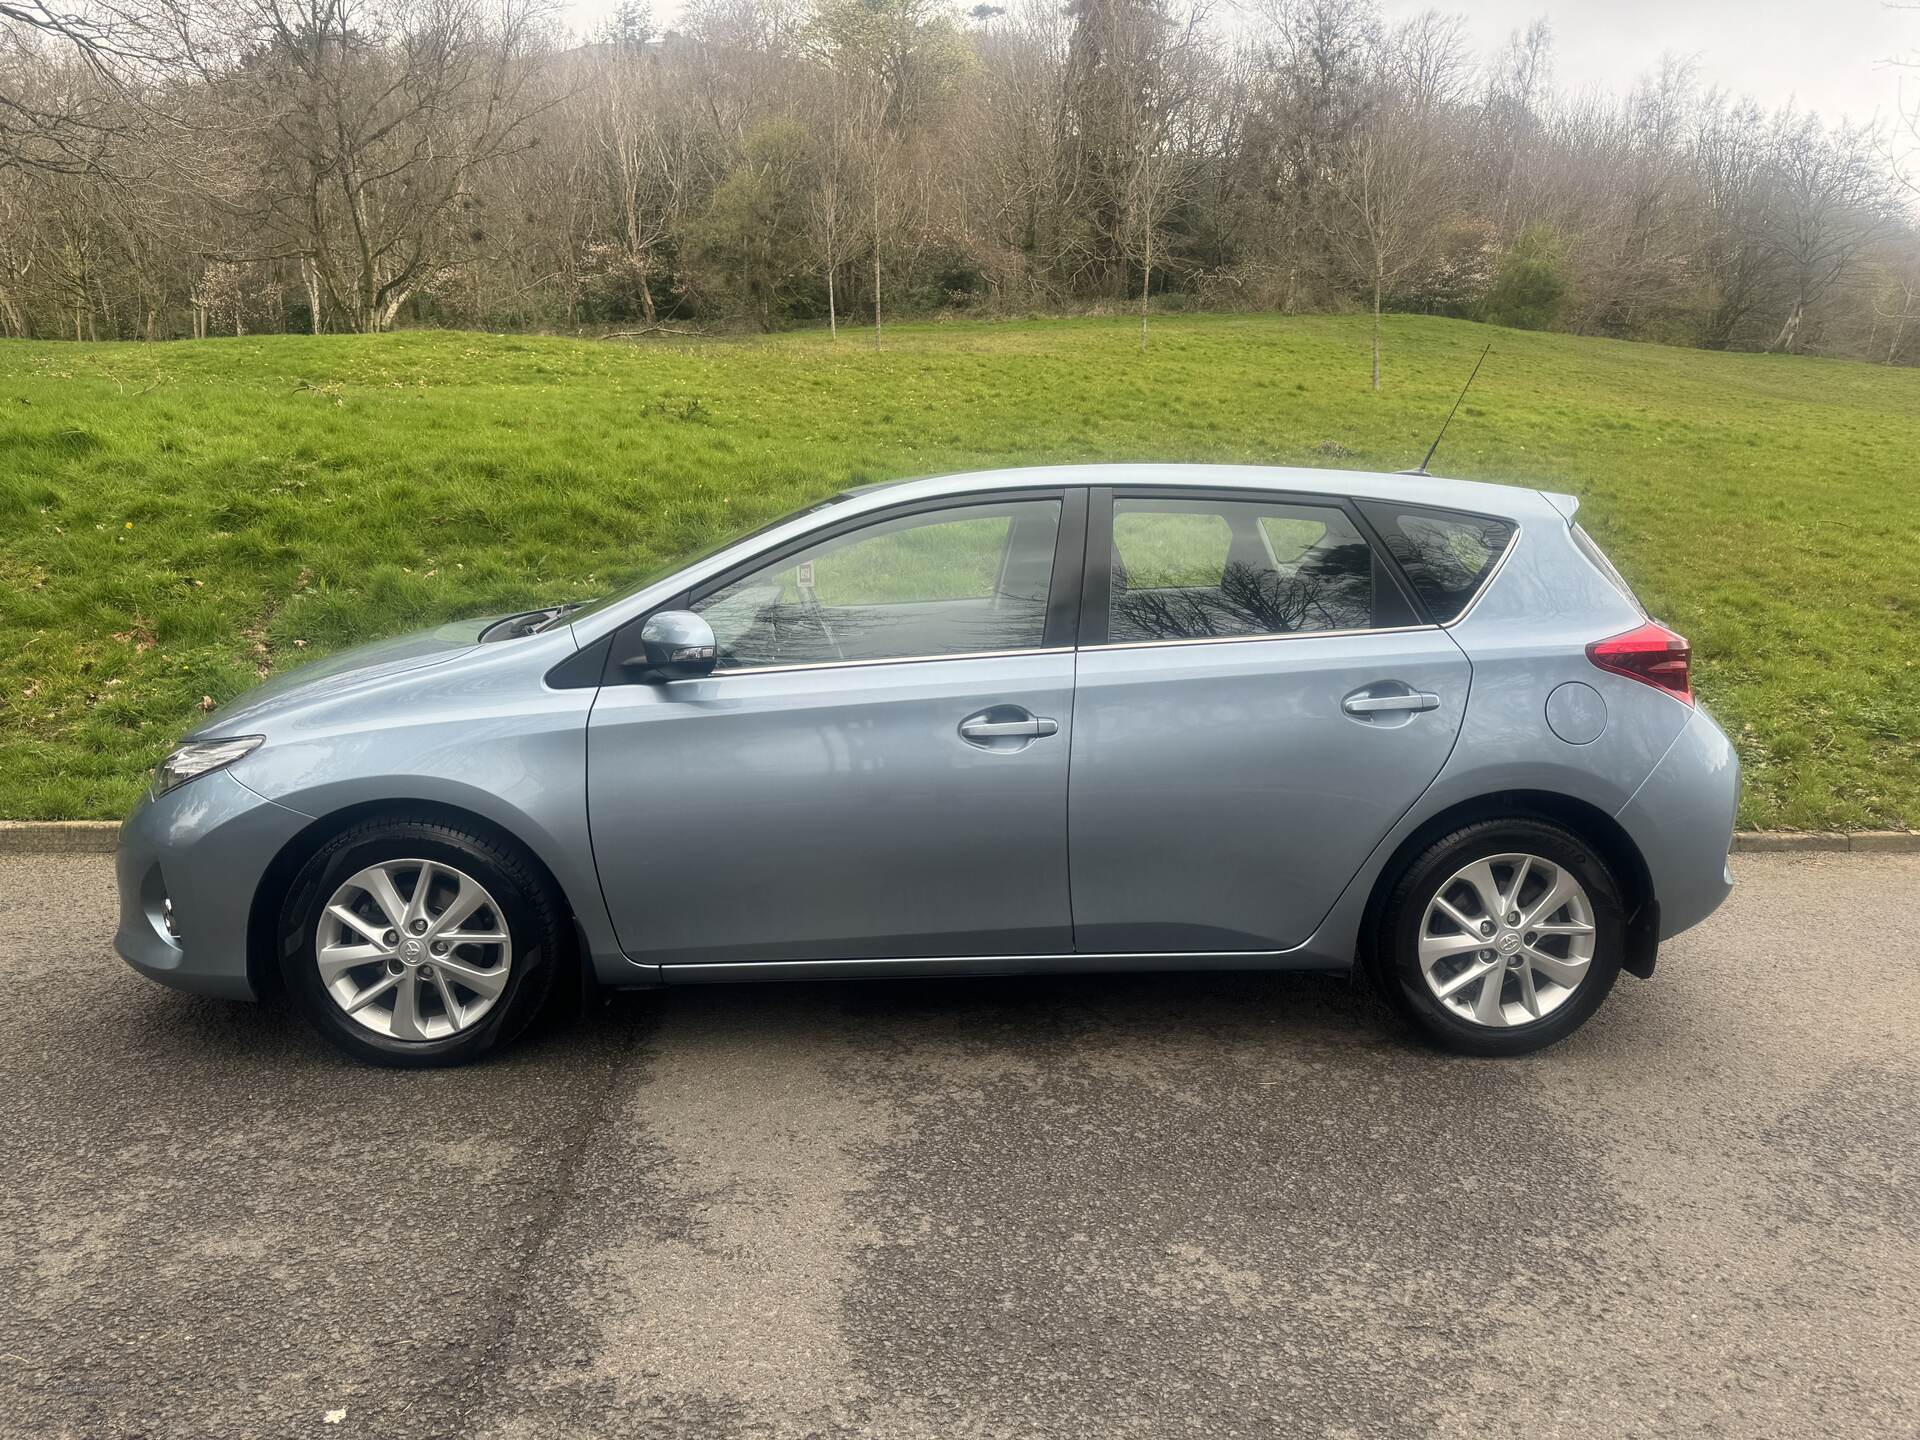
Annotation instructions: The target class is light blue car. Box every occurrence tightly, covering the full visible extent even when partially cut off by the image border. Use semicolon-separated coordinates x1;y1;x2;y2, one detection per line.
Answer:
116;466;1739;1066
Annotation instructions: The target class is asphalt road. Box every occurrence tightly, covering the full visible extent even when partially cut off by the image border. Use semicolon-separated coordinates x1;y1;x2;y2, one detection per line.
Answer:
2;851;1916;1440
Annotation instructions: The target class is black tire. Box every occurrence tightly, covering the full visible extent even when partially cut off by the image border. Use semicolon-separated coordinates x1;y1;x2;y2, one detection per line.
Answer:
1371;816;1624;1057
279;816;567;1068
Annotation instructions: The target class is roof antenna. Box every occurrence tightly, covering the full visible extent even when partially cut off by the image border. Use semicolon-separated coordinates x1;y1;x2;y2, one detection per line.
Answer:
1406;343;1492;476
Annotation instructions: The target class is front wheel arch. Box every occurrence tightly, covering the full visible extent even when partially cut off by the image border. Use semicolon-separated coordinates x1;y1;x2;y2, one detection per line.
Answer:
246;799;584;1002
1358;790;1657;983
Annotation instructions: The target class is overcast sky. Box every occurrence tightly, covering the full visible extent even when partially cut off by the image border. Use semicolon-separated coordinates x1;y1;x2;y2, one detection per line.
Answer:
559;0;1920;133
1379;0;1916;131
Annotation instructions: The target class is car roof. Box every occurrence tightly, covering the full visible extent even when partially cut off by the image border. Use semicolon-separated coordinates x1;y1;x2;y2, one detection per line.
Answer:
839;464;1571;522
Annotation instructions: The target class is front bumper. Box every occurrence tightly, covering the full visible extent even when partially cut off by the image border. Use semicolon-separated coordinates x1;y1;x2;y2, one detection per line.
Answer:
114;770;312;1001
1616;704;1741;941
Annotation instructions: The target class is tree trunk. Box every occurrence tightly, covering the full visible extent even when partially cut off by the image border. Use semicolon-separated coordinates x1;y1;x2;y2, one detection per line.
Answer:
1139;222;1151;354
871;187;882;352
377;285;414;332
1769;296;1805;355
1371;268;1382;393
303;256;323;335
638;266;657;325
1887;290;1913;365
827;260;837;338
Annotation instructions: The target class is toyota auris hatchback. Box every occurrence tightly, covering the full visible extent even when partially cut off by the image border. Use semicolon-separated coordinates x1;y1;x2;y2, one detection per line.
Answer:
116;466;1738;1066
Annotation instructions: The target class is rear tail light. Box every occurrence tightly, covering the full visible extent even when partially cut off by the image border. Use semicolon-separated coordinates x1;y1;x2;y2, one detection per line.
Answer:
1587;622;1692;705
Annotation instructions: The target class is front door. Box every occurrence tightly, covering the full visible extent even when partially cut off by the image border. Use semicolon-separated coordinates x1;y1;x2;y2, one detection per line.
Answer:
1067;489;1471;953
587;491;1083;965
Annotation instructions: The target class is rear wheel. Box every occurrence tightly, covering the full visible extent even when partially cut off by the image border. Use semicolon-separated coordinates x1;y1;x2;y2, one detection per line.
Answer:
279;817;565;1068
1374;817;1623;1057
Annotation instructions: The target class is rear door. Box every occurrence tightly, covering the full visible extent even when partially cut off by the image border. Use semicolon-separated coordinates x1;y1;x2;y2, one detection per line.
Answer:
1067;487;1473;953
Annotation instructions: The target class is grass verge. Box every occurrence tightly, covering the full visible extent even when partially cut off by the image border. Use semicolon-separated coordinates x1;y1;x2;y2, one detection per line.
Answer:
2;313;1916;825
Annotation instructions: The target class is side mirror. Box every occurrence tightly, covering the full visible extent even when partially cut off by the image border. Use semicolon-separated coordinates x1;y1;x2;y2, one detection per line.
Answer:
625;610;717;682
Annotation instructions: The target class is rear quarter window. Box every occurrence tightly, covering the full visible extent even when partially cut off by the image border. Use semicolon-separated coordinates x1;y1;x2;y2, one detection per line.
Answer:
1358;502;1516;622
1570;523;1645;613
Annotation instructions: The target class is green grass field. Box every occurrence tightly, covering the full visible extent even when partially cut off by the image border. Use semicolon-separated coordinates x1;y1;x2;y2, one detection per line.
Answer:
2;313;1916;827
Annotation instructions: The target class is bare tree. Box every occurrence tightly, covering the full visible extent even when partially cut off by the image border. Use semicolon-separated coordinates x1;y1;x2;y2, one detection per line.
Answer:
803;63;861;335
964;0;1082;306
1870;235;1920;363
805;0;968;348
1326;73;1455;389
3;0;1919;362
1761;114;1890;354
1096;0;1209;349
582;12;699;326
214;0;558;333
1482;17;1552;237
1692;89;1780;348
0;0;196;172
1568;54;1697;336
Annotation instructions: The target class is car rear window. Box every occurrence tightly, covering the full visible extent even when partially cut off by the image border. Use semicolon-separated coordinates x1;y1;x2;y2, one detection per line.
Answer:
1358;502;1516;622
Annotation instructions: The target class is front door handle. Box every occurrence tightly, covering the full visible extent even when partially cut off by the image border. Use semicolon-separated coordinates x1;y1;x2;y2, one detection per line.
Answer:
959;716;1059;740
1343;691;1440;716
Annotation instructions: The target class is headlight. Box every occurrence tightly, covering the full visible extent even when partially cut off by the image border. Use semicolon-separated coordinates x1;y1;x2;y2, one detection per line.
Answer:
154;736;264;798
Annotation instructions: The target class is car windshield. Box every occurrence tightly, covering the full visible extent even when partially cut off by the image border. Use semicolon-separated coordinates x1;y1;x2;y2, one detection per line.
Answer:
539;493;855;629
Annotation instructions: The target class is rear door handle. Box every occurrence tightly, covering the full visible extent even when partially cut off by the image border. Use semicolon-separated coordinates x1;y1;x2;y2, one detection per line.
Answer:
959;716;1059;739
1343;692;1440;716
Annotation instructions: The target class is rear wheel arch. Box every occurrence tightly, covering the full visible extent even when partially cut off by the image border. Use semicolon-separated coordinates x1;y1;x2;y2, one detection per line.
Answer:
246;799;583;1001
1360;789;1657;980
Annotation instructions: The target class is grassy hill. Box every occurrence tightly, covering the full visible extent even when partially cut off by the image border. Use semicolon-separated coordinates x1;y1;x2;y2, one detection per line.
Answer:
2;313;1916;827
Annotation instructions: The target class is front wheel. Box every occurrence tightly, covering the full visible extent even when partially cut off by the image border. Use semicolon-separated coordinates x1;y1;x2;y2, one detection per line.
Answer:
279;817;566;1068
1374;817;1624;1057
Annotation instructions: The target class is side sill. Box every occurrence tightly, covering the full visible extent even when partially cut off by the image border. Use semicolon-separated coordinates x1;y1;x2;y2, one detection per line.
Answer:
654;949;1346;985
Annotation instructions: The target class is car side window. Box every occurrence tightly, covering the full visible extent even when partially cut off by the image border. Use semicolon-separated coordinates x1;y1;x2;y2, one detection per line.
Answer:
692;499;1062;670
1104;497;1375;643
1358;502;1517;622
1570;523;1644;613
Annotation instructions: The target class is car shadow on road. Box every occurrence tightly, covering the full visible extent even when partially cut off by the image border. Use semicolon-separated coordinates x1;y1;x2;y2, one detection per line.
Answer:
588;962;1433;1070
105;960;1424;1078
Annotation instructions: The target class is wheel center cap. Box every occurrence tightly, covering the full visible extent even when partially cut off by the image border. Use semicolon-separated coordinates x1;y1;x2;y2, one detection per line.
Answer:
1495;931;1523;957
399;938;425;965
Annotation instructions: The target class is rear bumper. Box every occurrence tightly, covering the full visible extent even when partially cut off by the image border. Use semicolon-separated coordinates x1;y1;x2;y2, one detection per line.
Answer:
114;771;312;1001
1616;705;1741;940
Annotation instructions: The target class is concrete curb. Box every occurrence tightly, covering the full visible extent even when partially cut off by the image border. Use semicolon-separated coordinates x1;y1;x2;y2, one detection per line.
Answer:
1731;830;1920;854
0;821;121;854
1;818;1914;858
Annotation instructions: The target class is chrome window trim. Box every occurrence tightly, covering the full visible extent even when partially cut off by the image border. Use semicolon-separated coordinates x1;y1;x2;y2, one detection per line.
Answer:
1091;622;1441;655
688;620;1448;679
1437;521;1522;629
685;645;1076;680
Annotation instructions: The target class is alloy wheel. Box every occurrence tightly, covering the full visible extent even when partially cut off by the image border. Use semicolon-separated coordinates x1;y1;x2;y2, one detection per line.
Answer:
1417;852;1596;1028
314;859;513;1042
